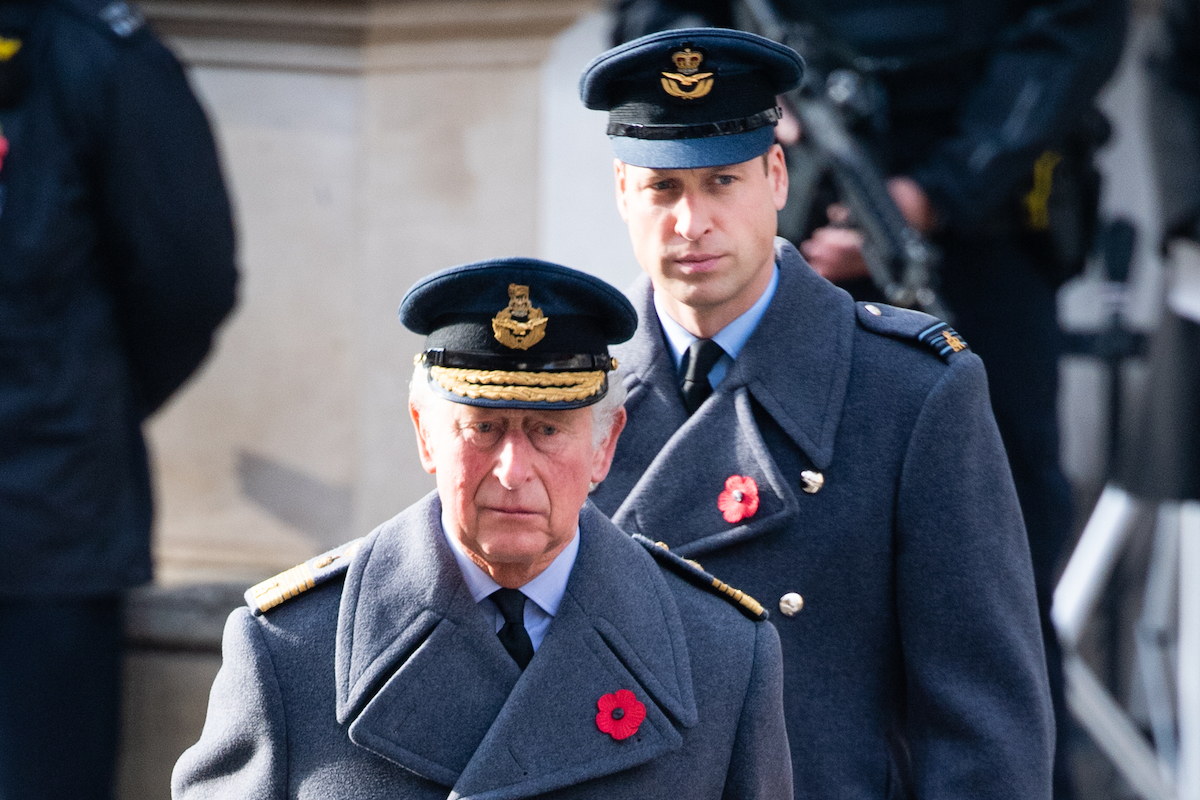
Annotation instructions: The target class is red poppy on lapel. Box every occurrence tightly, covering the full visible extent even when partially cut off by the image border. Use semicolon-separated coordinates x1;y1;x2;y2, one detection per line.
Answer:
0;131;8;172
717;475;759;523
595;689;646;740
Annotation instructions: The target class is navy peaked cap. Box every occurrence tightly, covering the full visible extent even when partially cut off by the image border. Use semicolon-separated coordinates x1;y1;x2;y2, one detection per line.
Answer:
580;27;803;169
400;258;637;409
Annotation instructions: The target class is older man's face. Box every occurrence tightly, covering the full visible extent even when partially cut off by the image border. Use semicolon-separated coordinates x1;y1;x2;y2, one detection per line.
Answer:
411;398;624;586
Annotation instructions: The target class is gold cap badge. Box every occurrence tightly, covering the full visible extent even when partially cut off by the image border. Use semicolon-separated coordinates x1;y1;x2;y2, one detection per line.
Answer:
661;47;714;100
492;283;548;350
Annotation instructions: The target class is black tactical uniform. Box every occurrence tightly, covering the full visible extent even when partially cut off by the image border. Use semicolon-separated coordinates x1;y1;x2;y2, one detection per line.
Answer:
610;1;1127;798
0;0;236;795
1149;0;1200;242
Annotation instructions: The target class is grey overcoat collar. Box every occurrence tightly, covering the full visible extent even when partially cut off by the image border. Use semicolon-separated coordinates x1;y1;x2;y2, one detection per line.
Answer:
607;239;855;557
335;493;697;799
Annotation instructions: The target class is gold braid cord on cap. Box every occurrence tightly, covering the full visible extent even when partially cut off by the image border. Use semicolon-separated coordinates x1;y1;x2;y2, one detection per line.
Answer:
429;366;605;403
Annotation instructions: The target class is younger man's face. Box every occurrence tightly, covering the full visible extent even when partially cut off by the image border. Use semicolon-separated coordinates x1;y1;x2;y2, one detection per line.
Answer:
614;144;788;332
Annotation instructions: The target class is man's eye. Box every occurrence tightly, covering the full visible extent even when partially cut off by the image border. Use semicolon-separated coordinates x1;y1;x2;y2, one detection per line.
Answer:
712;174;736;186
462;421;502;447
650;180;675;191
534;424;558;437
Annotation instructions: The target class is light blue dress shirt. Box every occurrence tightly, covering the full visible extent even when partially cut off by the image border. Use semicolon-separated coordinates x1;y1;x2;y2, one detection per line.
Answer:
441;511;578;652
653;264;780;389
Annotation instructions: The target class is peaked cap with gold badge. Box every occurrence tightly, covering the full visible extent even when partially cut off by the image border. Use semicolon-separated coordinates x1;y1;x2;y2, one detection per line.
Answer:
579;27;804;169
401;258;637;410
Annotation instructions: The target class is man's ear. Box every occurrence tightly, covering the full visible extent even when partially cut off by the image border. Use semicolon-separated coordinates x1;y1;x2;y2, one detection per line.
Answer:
590;407;627;484
767;144;789;211
409;400;438;474
614;159;630;222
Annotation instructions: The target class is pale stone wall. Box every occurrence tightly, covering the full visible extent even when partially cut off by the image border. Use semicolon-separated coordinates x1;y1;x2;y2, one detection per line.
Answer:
142;0;595;589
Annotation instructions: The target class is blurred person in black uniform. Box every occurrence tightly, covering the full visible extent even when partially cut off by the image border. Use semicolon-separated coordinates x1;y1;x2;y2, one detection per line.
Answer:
610;1;1126;798
1148;0;1200;244
0;0;237;797
1137;0;1200;507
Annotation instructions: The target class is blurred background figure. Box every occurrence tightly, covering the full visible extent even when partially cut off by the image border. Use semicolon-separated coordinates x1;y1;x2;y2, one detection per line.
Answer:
1143;0;1200;483
0;0;237;797
1149;0;1200;247
1049;5;1200;796
610;1;1127;797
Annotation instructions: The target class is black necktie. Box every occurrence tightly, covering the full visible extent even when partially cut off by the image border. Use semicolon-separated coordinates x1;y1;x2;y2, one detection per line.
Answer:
680;338;726;415
490;588;534;670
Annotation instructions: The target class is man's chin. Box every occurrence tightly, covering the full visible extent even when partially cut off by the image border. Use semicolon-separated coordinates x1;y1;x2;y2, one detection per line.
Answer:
474;532;551;566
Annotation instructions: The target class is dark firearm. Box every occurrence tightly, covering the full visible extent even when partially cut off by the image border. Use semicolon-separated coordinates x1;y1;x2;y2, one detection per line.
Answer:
735;0;947;319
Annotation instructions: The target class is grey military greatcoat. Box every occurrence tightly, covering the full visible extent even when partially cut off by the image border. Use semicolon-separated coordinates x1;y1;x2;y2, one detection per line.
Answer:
590;239;1055;800
173;493;791;799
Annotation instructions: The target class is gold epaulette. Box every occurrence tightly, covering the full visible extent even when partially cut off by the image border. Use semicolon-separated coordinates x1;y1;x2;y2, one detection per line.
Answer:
633;534;768;622
244;539;362;616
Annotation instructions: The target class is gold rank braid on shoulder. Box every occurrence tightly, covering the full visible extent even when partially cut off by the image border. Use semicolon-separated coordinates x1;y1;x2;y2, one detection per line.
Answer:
429;366;606;403
249;563;315;614
711;578;767;618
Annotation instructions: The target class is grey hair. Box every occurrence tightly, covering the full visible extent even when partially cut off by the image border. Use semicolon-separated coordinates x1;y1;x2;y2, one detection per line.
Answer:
408;364;627;450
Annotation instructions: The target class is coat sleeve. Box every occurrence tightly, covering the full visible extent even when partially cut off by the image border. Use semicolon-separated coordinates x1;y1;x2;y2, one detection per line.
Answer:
908;0;1126;226
172;609;288;800
721;620;794;800
895;354;1054;800
84;28;238;416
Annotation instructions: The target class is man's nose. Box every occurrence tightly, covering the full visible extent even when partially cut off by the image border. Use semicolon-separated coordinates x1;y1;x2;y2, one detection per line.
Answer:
494;434;533;490
674;192;713;241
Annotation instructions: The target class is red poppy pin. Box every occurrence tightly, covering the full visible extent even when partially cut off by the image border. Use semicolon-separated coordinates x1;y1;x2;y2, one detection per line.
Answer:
717;475;759;523
0;130;9;173
596;689;646;741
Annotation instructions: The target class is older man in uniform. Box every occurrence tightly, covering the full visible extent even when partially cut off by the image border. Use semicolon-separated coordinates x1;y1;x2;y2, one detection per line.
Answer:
173;258;792;799
582;29;1054;800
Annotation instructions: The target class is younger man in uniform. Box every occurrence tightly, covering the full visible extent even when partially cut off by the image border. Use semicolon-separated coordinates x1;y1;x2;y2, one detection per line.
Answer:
582;29;1054;800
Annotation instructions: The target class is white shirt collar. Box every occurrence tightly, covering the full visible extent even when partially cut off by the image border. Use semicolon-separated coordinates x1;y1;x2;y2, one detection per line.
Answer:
440;508;578;617
654;264;779;370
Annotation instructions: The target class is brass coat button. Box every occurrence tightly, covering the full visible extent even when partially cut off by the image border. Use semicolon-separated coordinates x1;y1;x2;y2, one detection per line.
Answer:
779;592;804;617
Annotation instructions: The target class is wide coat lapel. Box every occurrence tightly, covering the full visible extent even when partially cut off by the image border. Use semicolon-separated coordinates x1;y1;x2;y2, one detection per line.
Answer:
594;291;689;508
612;386;800;557
336;497;698;797
336;493;524;787
450;503;698;800
605;240;857;558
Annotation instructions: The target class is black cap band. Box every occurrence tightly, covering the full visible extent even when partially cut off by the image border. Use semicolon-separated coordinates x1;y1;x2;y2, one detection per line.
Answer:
607;107;782;140
421;349;616;373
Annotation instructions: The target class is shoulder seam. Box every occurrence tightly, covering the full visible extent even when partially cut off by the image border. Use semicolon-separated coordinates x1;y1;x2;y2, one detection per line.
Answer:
854;302;971;363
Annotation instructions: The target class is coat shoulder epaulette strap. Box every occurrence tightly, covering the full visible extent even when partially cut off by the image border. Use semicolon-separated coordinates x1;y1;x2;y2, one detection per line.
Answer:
245;538;363;616
632;534;768;621
54;0;146;39
854;302;970;363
